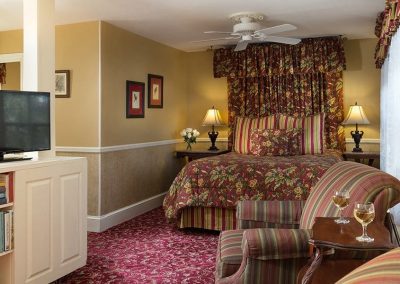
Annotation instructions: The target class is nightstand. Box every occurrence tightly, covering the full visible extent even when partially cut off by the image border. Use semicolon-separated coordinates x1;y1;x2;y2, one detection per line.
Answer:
342;151;380;167
175;149;230;162
298;217;395;284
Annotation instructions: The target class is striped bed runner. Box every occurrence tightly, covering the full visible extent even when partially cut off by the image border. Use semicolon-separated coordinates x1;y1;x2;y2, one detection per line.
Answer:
179;207;237;231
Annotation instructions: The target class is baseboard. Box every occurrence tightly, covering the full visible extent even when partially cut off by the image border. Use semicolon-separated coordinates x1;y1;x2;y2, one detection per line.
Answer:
87;192;167;232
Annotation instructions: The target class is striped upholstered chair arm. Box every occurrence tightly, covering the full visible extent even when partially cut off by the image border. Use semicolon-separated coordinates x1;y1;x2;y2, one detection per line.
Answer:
336;247;400;284
237;200;305;229
241;228;311;260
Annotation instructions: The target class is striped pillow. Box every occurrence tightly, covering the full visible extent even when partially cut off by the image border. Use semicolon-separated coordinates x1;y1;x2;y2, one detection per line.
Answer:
233;115;278;154
278;113;324;155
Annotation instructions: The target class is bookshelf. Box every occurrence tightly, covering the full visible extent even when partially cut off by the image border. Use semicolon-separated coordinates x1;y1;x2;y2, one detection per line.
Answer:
0;157;87;284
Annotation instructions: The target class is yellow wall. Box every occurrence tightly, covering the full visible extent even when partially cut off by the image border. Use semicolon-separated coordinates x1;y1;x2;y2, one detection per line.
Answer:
343;38;380;140
184;50;229;140
2;62;20;90
101;22;187;146
0;30;23;53
55;22;100;147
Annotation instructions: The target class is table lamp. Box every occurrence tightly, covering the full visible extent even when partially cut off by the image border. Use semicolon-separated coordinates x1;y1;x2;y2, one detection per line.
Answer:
202;106;224;151
342;102;370;152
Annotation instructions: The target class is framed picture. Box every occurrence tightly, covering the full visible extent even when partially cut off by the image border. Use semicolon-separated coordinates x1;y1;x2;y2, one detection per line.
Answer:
148;74;163;108
126;80;145;118
55;70;70;98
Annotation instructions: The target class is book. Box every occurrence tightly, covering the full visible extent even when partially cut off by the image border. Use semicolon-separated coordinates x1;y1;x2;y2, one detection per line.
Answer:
0;173;13;203
0;186;6;205
4;211;10;251
0;211;4;253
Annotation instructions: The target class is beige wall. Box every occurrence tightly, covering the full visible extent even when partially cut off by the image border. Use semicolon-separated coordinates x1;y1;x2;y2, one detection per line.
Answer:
55;22;100;147
2;62;20;90
0;30;23;53
101;22;188;146
184;50;229;140
343;38;380;140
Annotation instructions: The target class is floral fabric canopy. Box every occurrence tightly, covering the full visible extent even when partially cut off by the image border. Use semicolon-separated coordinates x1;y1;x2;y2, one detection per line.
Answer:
213;37;346;151
375;0;400;68
0;63;6;84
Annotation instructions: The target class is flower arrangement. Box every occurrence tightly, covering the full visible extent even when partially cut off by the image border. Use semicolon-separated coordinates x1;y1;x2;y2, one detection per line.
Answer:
180;128;200;150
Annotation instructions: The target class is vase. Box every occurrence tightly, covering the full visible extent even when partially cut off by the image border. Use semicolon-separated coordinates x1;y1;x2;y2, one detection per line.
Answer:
186;143;192;150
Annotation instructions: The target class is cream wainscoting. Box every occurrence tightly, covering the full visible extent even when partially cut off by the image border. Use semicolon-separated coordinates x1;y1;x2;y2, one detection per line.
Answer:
56;139;185;232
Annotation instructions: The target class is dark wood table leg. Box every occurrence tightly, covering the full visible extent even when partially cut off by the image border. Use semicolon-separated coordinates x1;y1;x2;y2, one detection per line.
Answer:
301;247;324;284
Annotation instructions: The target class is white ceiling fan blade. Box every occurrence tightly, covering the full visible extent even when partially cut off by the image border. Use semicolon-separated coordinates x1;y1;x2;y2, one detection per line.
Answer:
204;31;238;35
260;35;301;45
191;36;240;43
234;40;249;52
255;24;297;35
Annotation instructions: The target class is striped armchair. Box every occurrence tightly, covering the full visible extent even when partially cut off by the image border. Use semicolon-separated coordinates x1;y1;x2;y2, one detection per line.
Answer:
336;247;400;283
215;161;400;284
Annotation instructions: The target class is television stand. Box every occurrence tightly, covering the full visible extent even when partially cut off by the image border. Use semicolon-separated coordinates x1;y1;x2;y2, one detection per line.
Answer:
0;157;33;163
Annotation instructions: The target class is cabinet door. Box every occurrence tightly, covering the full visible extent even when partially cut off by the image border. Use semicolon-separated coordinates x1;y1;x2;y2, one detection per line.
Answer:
14;159;87;284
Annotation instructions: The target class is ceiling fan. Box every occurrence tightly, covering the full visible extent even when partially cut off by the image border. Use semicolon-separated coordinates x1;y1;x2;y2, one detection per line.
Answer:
195;12;301;51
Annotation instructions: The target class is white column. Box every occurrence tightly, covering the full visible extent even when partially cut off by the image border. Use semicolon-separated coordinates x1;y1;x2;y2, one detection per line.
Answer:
23;0;55;158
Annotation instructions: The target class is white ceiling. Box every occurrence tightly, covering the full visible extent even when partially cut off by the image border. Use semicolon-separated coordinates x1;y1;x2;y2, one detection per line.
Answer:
0;0;384;52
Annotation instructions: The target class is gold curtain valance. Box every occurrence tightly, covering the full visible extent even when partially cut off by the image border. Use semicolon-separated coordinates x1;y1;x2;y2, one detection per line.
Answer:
375;0;400;68
213;36;346;78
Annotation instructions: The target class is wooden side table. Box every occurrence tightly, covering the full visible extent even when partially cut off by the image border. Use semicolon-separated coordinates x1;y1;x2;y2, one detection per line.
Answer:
342;151;380;167
299;217;395;284
175;149;230;162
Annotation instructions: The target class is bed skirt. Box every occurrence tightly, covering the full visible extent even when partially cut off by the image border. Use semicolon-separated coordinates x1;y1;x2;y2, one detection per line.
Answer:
178;207;237;231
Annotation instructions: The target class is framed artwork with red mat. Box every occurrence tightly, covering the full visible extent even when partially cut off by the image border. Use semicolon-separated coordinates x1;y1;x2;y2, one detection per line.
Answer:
126;80;145;118
147;74;163;108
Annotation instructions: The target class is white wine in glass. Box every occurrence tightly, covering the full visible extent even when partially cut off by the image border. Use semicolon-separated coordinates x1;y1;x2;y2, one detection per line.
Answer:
332;191;350;224
354;202;375;242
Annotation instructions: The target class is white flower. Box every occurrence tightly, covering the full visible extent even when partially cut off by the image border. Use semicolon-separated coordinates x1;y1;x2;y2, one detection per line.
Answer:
193;130;200;137
187;132;192;138
186;128;193;133
180;130;187;137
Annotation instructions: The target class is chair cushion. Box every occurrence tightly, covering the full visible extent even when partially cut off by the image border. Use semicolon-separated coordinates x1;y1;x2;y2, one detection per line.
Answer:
216;229;244;279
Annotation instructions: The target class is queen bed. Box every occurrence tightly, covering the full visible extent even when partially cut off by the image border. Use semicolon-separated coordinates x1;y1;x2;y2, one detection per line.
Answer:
163;114;344;230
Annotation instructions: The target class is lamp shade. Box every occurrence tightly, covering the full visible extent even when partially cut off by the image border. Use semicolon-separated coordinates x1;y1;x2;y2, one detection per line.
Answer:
202;106;224;126
342;102;370;125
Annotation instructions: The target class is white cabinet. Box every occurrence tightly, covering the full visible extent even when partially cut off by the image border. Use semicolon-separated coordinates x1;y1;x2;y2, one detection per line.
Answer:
0;157;87;284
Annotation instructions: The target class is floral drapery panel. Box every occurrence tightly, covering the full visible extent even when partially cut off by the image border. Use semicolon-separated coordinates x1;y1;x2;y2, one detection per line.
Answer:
213;37;346;150
0;63;6;84
375;0;400;68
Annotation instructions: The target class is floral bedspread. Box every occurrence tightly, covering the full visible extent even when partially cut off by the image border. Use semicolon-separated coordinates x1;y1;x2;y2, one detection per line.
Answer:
163;150;342;221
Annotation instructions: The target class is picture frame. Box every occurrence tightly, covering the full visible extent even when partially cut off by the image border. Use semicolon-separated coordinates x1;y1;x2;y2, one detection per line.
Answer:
147;74;163;108
55;70;70;98
126;80;145;118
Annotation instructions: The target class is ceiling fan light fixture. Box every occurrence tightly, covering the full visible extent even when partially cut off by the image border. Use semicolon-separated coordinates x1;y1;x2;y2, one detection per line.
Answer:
233;22;262;34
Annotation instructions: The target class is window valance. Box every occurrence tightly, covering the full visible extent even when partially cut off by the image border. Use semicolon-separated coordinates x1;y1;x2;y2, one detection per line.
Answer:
375;0;400;68
213;37;346;78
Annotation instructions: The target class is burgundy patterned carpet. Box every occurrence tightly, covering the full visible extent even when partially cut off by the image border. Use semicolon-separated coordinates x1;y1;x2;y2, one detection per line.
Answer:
60;207;219;284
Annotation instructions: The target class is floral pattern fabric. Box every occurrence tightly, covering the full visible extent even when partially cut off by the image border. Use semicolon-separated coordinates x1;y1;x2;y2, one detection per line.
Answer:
0;63;6;84
213;37;346;152
375;0;400;68
249;128;302;156
163;151;342;222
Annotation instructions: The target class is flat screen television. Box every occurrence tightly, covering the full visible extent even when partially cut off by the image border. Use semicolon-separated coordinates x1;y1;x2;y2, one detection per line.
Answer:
0;90;50;162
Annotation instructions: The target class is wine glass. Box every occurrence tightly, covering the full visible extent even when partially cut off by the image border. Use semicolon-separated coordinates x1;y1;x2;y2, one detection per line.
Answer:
332;190;350;224
354;202;375;242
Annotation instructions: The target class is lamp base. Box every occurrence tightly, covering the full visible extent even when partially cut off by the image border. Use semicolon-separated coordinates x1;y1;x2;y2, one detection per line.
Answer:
208;131;219;151
350;128;364;153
